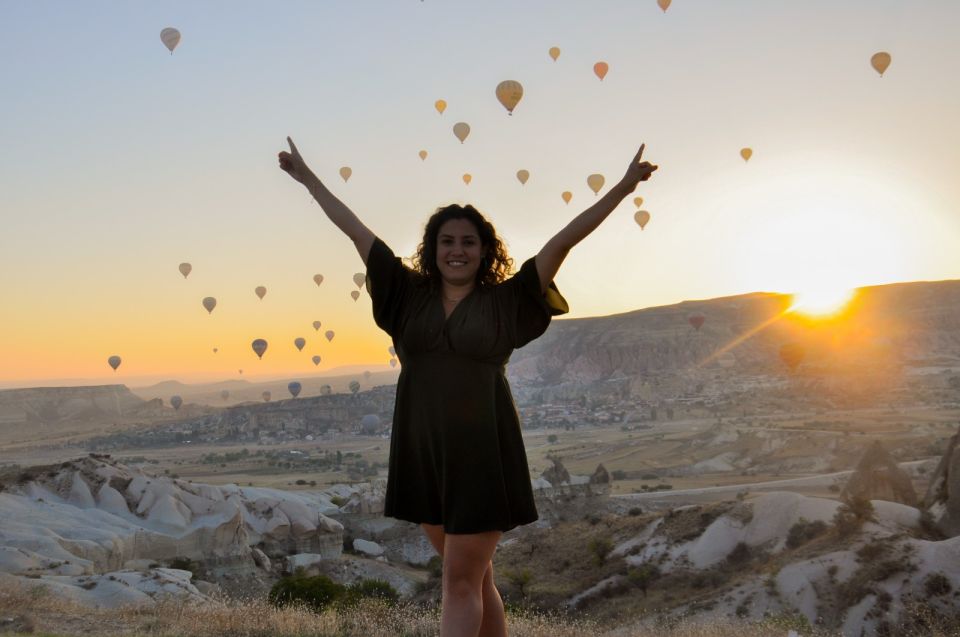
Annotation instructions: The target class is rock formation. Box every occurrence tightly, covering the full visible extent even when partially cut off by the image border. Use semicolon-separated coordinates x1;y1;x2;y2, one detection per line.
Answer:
590;463;610;485
842;441;918;506
541;456;571;487
924;427;960;536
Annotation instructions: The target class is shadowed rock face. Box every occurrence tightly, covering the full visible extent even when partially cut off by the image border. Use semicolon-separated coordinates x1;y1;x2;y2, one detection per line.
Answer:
542;456;571;487
590;463;610;485
924;427;960;537
842;441;918;507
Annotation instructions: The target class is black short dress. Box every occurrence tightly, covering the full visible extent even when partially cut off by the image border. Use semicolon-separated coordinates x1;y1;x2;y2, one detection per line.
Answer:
365;237;569;534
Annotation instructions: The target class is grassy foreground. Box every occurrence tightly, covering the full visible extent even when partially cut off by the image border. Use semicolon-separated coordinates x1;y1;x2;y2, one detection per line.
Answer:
1;584;958;637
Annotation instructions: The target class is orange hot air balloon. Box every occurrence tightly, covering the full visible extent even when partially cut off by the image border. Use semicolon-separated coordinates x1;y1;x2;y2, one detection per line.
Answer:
561;191;572;204
312;320;321;331
462;173;472;185
779;342;805;371
871;51;891;77
688;313;705;331
202;297;216;314
516;169;529;185
178;262;192;278
633;197;643;208
339;166;352;182
418;150;428;161
351;290;360;301
740;148;753;162
549;46;561;62
657;0;671;12
435;99;447;115
255;286;267;300
593;61;609;81
495;80;524;115
453;122;470;143
587;173;605;195
108;355;122;371
634;210;651;230
313;274;323;286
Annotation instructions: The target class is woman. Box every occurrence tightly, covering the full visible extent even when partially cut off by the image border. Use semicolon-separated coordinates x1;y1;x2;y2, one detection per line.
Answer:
278;137;656;637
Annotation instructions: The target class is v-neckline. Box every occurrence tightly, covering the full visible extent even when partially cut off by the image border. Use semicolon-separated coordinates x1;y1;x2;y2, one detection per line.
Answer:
439;287;477;324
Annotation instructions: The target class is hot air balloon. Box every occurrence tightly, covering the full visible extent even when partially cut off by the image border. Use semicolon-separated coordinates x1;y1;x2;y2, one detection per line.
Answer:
363;370;371;380
871;51;891;77
688;314;706;331
740;148;753;162
294;337;306;351
178;263;192;278
561;191;572;204
657;0;671;12
262;391;271;402
780;342;805;371
339;166;352;182
633;197;644;208
435;99;447;115
353;273;365;288
213;347;218;353
160;28;180;54
255;286;267;300
312;355;321;366
593;61;609;81
462;173;472;185
349;380;361;394
238;369;243;375
170;395;183;410
516;169;529;185
634;210;651;229
453;122;470;143
288;381;302;398
325;330;335;342
351;290;360;301
252;339;268;359
108;355;122;371
587;173;605;195
549;46;561;61
313;274;324;286
388;346;396;356
390;358;398;368
202;297;217;314
221;390;230;401
321;385;332;396
312;321;321;331
495;80;523;115
419;150;428;161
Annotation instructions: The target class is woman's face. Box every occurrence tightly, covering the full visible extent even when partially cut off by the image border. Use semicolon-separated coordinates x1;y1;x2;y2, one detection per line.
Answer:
436;218;485;287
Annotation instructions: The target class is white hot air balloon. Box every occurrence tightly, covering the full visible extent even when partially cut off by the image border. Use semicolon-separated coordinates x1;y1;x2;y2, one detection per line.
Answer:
160;28;181;54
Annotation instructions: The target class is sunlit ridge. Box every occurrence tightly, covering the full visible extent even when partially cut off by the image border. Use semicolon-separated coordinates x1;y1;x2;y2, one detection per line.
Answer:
787;287;856;318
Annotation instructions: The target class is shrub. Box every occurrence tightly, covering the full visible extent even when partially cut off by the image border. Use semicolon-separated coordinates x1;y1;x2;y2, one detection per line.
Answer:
786;519;828;549
588;537;613;566
337;579;399;608
626;563;660;596
330;495;347;507
628;506;643;516
268;574;345;612
833;496;875;537
503;568;533;597
924;572;952;597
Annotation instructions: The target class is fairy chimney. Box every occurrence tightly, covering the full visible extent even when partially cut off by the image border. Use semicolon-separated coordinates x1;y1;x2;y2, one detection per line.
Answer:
842;441;917;507
923;427;960;537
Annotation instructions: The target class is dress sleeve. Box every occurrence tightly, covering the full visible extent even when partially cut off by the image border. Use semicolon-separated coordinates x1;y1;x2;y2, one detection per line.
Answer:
365;237;417;337
498;256;570;348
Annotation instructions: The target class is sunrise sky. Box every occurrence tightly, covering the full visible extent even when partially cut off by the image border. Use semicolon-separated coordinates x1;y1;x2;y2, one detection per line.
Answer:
2;0;958;387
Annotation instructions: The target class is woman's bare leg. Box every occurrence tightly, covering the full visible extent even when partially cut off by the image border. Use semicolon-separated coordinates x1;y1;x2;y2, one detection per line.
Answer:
421;524;507;637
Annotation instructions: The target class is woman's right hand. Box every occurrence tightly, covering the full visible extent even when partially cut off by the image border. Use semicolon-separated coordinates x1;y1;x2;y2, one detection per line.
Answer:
278;136;311;185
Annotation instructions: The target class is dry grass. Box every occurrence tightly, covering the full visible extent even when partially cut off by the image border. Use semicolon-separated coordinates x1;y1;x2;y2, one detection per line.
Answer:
4;581;960;637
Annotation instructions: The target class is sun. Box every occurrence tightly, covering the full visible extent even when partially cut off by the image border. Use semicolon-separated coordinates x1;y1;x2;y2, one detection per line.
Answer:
788;286;856;318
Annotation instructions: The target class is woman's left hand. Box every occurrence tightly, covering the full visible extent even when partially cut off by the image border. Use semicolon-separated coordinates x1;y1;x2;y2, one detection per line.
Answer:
619;144;658;192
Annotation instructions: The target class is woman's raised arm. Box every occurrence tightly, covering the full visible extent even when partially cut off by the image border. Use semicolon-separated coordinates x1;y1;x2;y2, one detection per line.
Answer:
278;136;376;265
534;144;658;293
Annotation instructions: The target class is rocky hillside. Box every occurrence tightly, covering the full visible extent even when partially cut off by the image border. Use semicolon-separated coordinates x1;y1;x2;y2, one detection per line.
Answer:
0;385;163;428
507;279;960;402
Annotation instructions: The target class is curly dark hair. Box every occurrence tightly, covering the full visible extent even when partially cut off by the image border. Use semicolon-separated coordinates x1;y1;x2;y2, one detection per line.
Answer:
413;204;513;289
